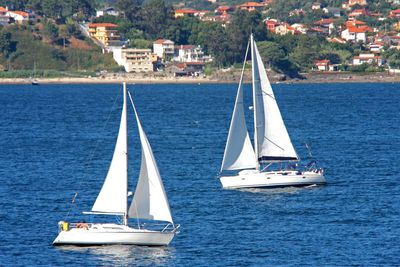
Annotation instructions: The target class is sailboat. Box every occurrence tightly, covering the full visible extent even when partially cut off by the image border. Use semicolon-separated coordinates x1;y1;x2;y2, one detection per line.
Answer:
219;34;326;189
53;83;179;246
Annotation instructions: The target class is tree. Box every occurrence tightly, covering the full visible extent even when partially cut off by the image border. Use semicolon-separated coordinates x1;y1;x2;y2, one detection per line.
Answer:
116;0;143;26
257;41;286;66
0;31;16;57
45;22;59;43
141;0;173;38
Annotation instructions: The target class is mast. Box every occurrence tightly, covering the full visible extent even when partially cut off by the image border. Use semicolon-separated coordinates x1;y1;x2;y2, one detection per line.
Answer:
250;34;260;171
123;82;129;226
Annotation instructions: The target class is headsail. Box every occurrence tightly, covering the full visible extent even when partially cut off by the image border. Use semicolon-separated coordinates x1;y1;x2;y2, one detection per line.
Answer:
221;42;257;172
128;93;173;224
91;83;128;214
251;35;298;163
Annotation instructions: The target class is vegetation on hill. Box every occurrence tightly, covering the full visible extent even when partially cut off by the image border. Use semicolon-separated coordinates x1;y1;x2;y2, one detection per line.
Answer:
0;23;119;75
1;0;400;77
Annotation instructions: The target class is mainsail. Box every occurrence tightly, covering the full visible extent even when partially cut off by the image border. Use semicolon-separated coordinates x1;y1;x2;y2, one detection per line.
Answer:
251;35;298;163
221;42;257;172
91;84;128;214
128;93;173;224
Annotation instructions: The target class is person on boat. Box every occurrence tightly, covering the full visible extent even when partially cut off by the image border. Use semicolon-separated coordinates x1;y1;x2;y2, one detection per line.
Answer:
76;221;89;230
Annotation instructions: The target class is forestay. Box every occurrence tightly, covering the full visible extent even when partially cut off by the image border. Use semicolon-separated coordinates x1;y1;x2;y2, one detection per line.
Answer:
128;93;173;224
251;35;298;163
221;43;258;172
91;84;128;214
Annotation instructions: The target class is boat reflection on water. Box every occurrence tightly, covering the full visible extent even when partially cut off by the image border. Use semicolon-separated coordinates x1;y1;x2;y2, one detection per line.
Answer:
58;245;174;266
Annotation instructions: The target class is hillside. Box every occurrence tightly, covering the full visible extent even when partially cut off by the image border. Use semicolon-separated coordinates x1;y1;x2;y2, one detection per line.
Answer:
0;23;119;77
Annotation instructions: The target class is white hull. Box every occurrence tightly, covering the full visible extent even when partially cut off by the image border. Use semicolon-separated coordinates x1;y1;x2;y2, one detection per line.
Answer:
220;170;326;189
53;224;176;246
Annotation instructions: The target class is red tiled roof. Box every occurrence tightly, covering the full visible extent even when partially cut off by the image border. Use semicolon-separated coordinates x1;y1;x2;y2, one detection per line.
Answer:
9;10;29;17
314;18;334;25
154;39;173;44
348;25;372;33
88;23;118;28
175;9;197;14
0;7;7;12
238;2;264;8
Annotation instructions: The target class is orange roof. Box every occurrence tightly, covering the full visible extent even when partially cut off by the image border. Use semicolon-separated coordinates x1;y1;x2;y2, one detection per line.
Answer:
0;6;7;12
314;18;334;25
239;2;264;7
9;10;29;17
88;23;118;28
348;25;372;33
154;39;173;44
175;9;197;14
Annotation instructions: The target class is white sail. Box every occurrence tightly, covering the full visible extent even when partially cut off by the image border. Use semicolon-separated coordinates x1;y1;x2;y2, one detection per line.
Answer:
128;95;173;224
221;43;257;171
91;84;128;214
251;35;298;162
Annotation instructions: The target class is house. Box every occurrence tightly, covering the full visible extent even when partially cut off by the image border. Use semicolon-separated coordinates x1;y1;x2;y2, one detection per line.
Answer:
88;23;120;47
173;62;205;77
174;45;206;62
113;48;157;72
368;41;384;53
343;0;367;8
314;18;335;34
237;2;264;12
341;25;372;43
153;39;175;61
314;59;330;71
215;6;233;14
311;3;322;10
322;7;341;17
174;9;197;18
352;53;383;66
327;37;347;44
348;8;369;18
96;7;119;17
265;19;279;33
274;23;296;35
6;10;30;24
389;9;400;18
291;23;308;34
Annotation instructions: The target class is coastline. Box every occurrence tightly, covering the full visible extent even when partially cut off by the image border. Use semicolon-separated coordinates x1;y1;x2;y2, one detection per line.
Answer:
1;71;400;84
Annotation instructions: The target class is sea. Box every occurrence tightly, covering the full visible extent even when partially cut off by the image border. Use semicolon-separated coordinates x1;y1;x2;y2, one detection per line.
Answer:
0;82;399;266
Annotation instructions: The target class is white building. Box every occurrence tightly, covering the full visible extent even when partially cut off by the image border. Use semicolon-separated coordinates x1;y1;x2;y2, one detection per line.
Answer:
113;48;157;72
153;39;175;60
341;27;367;43
353;53;383;66
173;45;205;62
6;10;30;23
96;7;119;17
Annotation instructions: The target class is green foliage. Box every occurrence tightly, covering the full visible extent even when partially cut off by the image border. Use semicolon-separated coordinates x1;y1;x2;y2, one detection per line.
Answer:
383;48;400;69
0;30;17;57
44;22;59;42
0;25;118;72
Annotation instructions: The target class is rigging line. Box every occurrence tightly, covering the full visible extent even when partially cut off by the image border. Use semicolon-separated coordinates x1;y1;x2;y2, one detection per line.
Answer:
64;90;121;221
263;136;285;151
261;90;276;100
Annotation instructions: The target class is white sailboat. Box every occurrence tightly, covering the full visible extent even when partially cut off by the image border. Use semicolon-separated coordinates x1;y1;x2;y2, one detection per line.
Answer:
219;34;326;189
53;83;179;246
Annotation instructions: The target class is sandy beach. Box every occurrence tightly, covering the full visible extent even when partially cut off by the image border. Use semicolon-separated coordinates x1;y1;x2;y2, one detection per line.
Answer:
1;71;400;84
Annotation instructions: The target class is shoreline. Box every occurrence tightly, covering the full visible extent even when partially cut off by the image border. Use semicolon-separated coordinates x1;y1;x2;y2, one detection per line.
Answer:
1;72;400;84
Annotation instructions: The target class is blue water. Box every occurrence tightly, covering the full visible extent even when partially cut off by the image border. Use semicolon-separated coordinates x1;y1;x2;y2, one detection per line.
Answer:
0;82;399;266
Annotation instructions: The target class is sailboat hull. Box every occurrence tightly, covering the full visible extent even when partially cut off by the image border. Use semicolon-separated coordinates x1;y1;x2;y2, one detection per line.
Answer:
53;224;176;246
219;170;326;189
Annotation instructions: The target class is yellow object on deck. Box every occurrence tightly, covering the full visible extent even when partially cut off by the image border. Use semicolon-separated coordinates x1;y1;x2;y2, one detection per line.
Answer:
62;222;69;231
